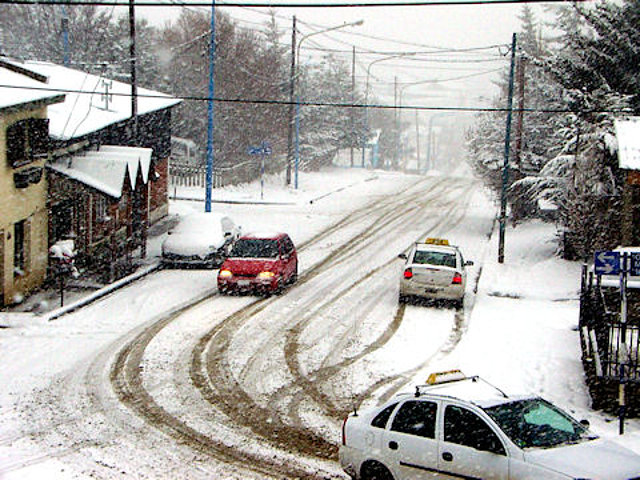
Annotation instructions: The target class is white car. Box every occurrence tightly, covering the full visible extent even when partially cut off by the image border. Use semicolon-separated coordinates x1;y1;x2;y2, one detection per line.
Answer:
161;212;240;268
340;370;640;480
398;238;472;307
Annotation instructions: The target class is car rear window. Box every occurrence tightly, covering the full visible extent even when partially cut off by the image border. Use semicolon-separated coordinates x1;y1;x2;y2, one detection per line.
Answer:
413;251;456;268
230;239;279;258
371;403;398;429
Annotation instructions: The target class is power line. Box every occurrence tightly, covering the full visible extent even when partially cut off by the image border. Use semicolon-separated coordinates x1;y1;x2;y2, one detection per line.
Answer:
0;82;623;114
0;0;589;7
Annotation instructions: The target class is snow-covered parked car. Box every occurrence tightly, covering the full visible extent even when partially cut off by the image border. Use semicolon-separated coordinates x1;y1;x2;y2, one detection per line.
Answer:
340;370;640;480
161;212;241;268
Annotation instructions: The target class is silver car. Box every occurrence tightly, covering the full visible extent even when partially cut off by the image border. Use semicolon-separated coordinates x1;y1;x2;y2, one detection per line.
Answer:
340;370;640;480
398;239;472;307
161;212;241;268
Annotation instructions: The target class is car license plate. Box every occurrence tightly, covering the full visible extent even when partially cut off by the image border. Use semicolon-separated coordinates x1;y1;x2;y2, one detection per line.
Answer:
425;287;438;293
238;280;250;287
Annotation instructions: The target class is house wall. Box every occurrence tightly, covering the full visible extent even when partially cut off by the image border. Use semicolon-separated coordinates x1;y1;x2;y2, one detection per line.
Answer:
47;169;141;282
0;107;49;306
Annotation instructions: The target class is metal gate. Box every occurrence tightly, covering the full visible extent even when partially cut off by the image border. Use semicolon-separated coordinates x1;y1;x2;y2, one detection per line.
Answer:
605;323;640;381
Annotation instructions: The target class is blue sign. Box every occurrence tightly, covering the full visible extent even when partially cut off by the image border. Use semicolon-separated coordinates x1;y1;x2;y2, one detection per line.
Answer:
631;253;640;276
594;251;640;276
248;142;272;156
594;251;620;275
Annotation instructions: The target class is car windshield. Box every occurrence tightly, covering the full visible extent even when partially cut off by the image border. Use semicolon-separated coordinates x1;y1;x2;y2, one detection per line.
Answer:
413;250;456;268
484;398;593;449
230;239;279;258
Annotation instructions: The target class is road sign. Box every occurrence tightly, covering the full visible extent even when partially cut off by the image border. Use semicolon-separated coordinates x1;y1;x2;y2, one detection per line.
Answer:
630;253;640;276
594;251;620;275
248;142;272;156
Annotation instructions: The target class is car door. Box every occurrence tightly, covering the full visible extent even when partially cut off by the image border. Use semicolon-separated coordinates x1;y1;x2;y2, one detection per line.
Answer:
438;403;509;480
381;399;440;479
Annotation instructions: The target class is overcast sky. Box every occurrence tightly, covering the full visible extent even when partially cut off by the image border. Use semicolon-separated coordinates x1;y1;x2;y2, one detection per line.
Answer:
136;1;554;111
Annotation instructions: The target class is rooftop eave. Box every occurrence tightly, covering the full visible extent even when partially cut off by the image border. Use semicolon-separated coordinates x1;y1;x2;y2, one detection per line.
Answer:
0;93;66;115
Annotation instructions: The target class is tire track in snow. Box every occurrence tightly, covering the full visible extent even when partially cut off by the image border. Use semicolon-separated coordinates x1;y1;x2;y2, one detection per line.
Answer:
192;177;480;463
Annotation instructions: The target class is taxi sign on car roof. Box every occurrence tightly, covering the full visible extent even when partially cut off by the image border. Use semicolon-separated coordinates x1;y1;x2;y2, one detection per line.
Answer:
424;237;449;246
426;369;466;385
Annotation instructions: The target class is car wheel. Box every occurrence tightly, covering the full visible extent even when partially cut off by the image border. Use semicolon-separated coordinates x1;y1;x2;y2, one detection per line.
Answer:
289;262;298;284
361;461;394;480
398;293;406;304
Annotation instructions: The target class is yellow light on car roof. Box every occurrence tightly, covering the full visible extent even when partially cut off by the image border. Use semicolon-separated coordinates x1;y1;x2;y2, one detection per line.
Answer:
424;237;449;246
426;369;466;385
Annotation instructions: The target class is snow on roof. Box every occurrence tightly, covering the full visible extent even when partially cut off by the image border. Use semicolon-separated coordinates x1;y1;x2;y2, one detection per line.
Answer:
0;61;65;110
14;60;179;140
48;145;152;198
615;117;640;170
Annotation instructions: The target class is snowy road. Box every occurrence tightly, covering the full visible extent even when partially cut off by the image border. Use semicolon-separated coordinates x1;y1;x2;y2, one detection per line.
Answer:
1;172;499;479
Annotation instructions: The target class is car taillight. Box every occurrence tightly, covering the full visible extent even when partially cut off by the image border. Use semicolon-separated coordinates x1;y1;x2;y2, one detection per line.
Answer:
403;268;413;279
452;272;462;284
342;417;348;445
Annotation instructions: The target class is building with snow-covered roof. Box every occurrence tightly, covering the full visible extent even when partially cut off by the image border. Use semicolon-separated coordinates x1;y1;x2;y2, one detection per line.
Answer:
0;59;66;306
1;56;180;298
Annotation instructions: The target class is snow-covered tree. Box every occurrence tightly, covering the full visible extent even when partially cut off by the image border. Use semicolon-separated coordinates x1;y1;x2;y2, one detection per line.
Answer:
297;54;363;171
468;1;637;258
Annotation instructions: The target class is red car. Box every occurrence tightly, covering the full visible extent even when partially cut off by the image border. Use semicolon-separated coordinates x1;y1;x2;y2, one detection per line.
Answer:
217;232;298;294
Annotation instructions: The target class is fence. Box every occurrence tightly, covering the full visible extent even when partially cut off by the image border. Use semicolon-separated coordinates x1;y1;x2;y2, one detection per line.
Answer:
168;161;223;190
579;266;640;413
168;157;278;197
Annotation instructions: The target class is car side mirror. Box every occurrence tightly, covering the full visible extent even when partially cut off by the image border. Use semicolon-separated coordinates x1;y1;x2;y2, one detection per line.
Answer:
398;253;407;260
580;419;590;428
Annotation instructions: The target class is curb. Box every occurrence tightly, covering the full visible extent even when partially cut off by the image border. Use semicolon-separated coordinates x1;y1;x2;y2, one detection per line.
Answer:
46;263;162;321
170;174;379;206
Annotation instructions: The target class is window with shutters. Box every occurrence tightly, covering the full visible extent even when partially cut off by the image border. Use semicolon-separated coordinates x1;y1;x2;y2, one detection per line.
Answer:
6;118;50;168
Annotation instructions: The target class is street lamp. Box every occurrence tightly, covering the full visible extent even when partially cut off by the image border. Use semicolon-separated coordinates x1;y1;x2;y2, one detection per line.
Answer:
362;53;418;168
286;19;364;187
296;20;364;71
397;78;444;172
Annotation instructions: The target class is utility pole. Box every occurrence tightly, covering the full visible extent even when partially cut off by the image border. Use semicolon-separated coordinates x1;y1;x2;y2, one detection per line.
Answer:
498;33;517;264
129;0;145;258
513;55;526;167
129;0;137;135
393;76;398;170
350;46;355;167
415;109;420;173
61;5;70;66
205;0;216;212
286;15;296;186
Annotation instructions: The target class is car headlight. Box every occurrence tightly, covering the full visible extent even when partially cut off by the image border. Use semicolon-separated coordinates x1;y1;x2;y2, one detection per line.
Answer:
219;269;233;278
257;271;275;279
